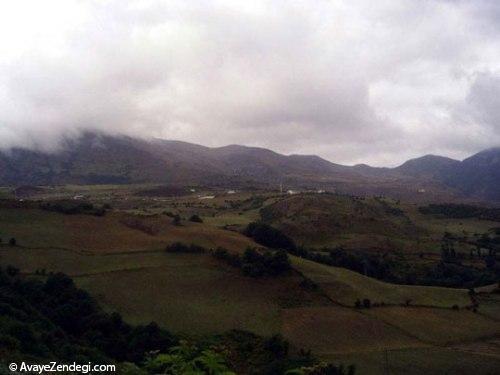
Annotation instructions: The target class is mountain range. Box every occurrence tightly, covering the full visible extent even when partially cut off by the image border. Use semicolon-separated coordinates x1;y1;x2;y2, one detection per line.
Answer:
0;132;498;202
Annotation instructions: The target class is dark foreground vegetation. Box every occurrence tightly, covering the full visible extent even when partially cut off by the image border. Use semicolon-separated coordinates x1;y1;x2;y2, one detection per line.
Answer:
244;222;499;288
419;203;500;222
213;247;291;278
40;200;108;216
166;242;292;278
0;266;353;374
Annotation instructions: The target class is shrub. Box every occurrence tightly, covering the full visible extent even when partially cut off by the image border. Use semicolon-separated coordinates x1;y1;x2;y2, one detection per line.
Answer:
212;247;290;277
40;200;106;216
172;215;182;226
245;222;296;251
189;215;203;223
165;242;206;254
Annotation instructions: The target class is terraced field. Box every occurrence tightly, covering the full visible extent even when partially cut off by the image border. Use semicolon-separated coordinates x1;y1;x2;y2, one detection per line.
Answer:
1;200;499;374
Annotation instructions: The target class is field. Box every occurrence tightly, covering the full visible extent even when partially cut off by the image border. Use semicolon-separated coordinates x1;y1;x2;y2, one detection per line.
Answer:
292;257;471;307
1;187;499;374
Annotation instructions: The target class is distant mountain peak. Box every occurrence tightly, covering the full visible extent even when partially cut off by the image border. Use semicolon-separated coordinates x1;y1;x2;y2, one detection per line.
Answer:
0;133;499;202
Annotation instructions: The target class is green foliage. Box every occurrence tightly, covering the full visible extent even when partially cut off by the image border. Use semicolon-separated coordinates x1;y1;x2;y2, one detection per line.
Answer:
40;200;106;216
286;363;355;374
288;245;499;288
165;242;206;254
189;214;204;223
419;204;500;222
212;247;291;278
144;341;235;375
0;268;176;364
172;214;182;226
245;222;296;251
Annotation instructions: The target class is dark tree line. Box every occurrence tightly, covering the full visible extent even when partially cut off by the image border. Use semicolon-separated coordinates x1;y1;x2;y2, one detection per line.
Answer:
244;222;297;252
213;247;291;277
40;200;107;216
242;222;498;288
0;268;176;364
419;204;500;222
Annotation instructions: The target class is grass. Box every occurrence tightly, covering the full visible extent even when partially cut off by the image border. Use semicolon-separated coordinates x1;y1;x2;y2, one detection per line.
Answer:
260;194;421;248
1;198;499;372
203;210;260;227
364;306;500;344
0;246;169;275
75;253;330;336
326;346;500;375
292;256;470;308
0;207;257;253
282;306;425;354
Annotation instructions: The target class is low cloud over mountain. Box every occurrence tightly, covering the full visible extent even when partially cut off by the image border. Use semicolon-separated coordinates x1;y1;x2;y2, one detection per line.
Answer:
0;1;499;165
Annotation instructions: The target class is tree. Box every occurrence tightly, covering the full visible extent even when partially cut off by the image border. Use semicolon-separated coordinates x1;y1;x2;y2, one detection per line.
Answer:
8;238;16;246
172;215;182;226
245;222;296;252
189;215;203;223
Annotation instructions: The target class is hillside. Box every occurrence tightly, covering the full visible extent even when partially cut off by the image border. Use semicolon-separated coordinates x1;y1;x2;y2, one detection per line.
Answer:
0;132;499;202
1;202;499;374
446;148;500;202
259;194;420;247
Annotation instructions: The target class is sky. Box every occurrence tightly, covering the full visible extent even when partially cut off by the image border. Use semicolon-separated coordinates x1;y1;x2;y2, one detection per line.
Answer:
0;0;499;166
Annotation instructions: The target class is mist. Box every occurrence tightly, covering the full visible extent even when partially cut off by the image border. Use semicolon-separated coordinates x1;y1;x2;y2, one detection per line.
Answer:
0;0;499;166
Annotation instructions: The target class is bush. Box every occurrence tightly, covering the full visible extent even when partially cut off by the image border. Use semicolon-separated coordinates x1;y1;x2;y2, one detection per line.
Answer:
245;222;296;251
172;215;182;226
212;247;290;277
189;215;203;223
165;242;206;254
40;200;106;216
241;248;291;277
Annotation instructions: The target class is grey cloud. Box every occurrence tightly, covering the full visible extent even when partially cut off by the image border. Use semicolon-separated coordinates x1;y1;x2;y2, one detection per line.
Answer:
0;0;499;165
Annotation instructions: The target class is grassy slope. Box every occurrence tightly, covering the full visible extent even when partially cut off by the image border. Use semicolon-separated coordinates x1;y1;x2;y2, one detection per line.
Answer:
292;256;470;307
329;347;500;375
76;254;330;336
1;205;499;374
259;194;420;248
0;207;256;253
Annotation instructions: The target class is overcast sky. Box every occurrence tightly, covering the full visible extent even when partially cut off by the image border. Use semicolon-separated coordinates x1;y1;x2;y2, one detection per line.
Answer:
0;0;499;166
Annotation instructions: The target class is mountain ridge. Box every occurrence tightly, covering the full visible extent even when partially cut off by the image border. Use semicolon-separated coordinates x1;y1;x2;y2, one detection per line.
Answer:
0;132;498;202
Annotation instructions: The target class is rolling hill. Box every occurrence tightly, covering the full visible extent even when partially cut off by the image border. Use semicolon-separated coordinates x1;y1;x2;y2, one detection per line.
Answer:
0;132;499;202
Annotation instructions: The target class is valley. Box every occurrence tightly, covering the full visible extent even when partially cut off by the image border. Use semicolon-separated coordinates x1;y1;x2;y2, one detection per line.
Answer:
1;184;499;373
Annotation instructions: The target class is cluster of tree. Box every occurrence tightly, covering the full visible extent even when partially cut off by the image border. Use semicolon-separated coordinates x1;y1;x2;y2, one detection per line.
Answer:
0;237;17;246
213;247;291;277
188;214;203;223
129;341;235;374
0;267;176;365
354;299;372;309
418;261;498;288
244;222;296;252
0;267;352;374
40;200;107;216
165;242;206;254
419;204;500;222
289;245;498;288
